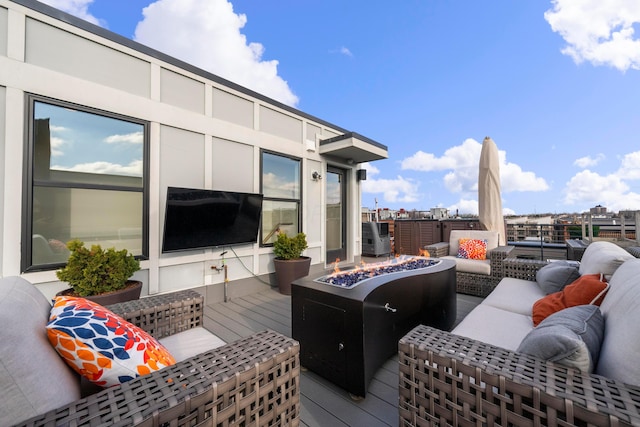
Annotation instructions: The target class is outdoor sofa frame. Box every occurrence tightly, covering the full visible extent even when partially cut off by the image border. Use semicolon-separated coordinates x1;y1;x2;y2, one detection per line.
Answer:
398;257;640;426
19;290;300;427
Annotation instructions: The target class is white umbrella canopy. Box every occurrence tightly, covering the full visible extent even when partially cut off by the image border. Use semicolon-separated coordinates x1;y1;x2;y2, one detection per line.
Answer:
478;136;506;245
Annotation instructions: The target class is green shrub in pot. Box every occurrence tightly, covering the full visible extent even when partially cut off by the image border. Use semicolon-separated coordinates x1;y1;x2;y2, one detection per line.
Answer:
56;239;140;297
273;232;308;260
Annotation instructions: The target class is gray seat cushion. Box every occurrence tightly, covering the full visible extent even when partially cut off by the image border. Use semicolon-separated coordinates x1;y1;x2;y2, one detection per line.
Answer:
160;326;226;361
482;277;546;316
452;304;534;351
0;277;81;426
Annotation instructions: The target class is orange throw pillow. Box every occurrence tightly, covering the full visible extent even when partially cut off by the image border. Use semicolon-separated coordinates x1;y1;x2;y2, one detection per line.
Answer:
532;274;609;326
457;238;488;260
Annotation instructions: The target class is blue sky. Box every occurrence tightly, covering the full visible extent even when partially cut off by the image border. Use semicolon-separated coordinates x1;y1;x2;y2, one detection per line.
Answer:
40;0;640;216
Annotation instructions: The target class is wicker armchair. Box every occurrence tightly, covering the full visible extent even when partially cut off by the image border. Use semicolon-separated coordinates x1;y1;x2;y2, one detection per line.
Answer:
425;230;514;297
19;290;300;427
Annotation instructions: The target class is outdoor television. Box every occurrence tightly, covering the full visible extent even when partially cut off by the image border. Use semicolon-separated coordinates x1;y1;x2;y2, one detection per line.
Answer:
162;187;263;253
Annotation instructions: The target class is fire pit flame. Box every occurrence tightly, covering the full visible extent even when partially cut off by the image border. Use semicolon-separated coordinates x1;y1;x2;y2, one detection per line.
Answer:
315;255;441;289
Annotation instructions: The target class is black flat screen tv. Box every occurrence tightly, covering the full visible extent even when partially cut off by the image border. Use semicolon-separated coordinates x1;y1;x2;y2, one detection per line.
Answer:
162;187;263;253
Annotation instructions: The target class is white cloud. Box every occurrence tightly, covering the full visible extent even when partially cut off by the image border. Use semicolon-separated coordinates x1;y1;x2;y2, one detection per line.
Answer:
361;162;380;176
401;138;549;194
574;153;605;168
50;136;66;157
401;138;479;172
339;47;353;57
104;131;144;144
361;163;422;205
617;150;640;179
134;0;298;106
361;175;420;204
39;0;103;26
52;160;143;176
503;207;517;216
544;0;640;71
448;199;515;216
562;149;640;211
262;172;298;198
448;198;479;215
563;169;640;210
500;162;550;193
39;0;298;107
329;46;354;57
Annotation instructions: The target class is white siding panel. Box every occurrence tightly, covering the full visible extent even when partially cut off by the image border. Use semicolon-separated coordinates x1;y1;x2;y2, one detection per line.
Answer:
159;263;206;293
211;138;254;192
0;7;7;56
159;125;205;191
306;159;323;245
24;19;150;97
306;123;321;142
160;68;205;114
0;85;5;274
259;105;302;142
212;88;254;129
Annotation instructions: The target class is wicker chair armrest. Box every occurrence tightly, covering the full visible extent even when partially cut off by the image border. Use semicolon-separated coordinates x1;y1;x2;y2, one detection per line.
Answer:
502;257;549;281
424;242;449;258
106;290;204;339
399;324;640;426
20;330;300;427
627;246;640;258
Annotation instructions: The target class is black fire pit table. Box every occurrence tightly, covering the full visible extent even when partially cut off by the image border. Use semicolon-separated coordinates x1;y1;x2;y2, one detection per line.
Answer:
291;257;456;398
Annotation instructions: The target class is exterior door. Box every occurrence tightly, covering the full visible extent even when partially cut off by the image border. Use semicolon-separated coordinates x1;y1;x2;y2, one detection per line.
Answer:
326;167;347;262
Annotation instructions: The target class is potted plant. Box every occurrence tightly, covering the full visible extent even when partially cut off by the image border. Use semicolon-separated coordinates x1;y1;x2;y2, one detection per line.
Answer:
56;239;142;305
273;232;310;295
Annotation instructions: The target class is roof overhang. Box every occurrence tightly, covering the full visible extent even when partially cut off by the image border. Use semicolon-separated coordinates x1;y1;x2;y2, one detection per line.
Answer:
319;132;388;164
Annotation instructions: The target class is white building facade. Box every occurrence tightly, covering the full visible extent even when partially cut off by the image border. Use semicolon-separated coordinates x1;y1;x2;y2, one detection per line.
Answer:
0;0;387;300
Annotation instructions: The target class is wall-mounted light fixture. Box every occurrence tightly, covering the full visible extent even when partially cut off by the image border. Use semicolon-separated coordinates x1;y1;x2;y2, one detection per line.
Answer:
356;169;367;181
312;171;322;181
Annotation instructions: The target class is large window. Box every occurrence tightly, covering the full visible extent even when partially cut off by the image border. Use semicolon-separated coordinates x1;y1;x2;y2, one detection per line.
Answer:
24;95;148;271
260;151;301;245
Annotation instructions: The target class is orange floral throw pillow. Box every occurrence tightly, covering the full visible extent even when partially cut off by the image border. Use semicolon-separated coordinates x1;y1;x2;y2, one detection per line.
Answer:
46;296;176;387
532;274;609;326
457;238;488;260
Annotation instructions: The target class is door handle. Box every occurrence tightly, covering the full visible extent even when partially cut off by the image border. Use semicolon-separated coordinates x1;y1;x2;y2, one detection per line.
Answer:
384;303;397;313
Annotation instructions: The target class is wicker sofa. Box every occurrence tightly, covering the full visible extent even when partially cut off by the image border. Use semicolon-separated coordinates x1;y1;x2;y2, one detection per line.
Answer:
399;241;640;426
425;230;514;297
1;277;300;426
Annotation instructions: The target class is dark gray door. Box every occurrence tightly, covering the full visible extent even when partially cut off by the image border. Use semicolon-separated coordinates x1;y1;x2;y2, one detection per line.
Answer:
326;167;346;262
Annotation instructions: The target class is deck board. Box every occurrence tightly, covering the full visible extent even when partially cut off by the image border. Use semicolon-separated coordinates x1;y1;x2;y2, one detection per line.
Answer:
203;287;481;426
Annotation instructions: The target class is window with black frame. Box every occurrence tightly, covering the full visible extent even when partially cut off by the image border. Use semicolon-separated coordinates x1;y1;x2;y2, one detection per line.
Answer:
24;95;148;271
260;151;301;245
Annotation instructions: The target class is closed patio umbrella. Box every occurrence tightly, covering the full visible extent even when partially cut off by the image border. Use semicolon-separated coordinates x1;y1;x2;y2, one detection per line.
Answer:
478;136;505;245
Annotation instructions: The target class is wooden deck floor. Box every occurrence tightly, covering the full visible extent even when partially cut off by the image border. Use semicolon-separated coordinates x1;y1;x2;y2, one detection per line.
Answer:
202;287;482;427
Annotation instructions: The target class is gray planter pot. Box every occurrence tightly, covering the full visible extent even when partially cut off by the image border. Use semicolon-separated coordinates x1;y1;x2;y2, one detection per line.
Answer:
274;257;311;295
56;280;143;306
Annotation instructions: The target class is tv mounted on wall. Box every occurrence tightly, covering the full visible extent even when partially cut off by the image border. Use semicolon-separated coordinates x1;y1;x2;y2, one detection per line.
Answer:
162;187;263;253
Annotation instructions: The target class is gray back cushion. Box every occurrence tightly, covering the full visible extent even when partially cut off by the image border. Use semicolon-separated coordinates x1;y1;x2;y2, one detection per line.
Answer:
517;305;604;373
579;241;634;277
0;277;80;425
597;259;640;386
536;261;581;294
